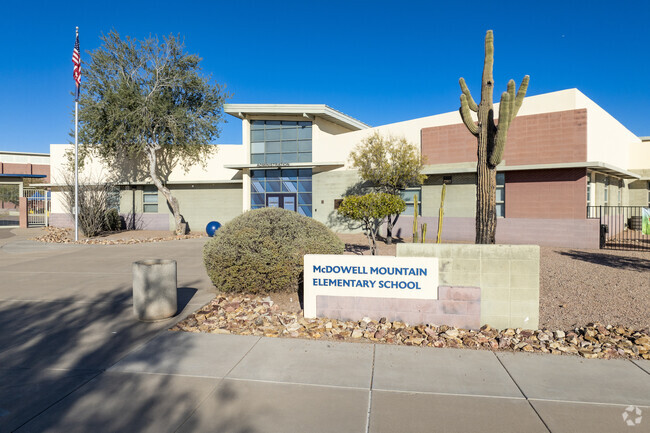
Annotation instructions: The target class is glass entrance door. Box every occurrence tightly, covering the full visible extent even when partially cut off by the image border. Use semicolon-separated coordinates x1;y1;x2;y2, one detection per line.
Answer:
266;193;296;212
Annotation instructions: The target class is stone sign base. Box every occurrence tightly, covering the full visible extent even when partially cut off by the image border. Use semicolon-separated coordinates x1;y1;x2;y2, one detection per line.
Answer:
316;285;481;329
397;244;540;330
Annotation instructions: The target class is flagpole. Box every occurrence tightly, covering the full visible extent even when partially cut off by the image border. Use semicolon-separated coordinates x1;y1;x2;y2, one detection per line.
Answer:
74;26;79;241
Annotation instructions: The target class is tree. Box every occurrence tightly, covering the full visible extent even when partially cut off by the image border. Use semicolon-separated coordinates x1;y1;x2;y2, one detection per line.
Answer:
458;30;529;244
78;31;228;234
59;172;118;238
349;132;426;244
337;193;406;255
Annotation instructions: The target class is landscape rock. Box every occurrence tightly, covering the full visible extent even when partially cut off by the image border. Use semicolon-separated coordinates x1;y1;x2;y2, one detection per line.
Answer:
169;295;650;361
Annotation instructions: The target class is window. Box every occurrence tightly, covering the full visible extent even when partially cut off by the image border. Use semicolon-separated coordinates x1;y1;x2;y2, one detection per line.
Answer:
251;168;312;216
604;177;609;204
401;188;422;216
107;188;120;212
250;120;312;164
586;174;591;205
143;186;158;213
496;173;505;217
618;179;623;205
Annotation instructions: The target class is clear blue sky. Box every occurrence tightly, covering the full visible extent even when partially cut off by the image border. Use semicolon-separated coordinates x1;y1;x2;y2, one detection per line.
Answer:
1;0;649;154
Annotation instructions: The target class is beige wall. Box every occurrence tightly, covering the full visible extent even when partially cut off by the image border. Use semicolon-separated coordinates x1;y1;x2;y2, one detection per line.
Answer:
628;179;650;206
169;184;243;231
629;141;650;170
50;143;244;184
311;169;363;232
422;174;476;218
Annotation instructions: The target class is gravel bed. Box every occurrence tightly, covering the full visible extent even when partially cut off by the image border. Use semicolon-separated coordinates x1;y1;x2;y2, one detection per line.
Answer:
540;247;649;330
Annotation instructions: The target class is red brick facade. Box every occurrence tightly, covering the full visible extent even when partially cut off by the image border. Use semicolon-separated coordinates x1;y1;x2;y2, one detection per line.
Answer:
505;168;587;219
421;108;587;166
0;162;50;182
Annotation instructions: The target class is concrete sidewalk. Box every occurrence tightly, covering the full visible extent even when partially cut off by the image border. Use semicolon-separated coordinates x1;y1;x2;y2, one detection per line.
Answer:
0;229;648;432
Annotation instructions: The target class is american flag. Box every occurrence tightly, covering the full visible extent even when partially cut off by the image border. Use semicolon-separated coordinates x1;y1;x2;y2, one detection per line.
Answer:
72;31;81;101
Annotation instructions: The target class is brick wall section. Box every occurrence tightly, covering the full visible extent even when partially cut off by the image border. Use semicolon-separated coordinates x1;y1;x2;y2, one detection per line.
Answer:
31;164;50;182
316;286;481;329
0;162;51;182
18;197;27;228
505;168;587;219
421;109;588;165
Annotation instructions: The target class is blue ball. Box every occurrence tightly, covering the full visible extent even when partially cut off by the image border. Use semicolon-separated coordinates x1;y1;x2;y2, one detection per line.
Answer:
206;221;221;237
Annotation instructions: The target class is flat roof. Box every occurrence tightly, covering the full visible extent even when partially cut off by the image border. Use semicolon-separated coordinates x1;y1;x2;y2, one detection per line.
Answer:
423;161;641;180
0;150;50;157
224;104;370;131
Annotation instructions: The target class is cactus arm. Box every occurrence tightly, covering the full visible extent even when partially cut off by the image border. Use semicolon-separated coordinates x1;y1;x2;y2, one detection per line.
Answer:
490;91;512;167
460;94;479;136
513;75;530;117
459;78;478;112
506;79;516;122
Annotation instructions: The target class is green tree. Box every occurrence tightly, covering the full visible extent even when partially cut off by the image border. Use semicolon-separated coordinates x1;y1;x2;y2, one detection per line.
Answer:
337;193;406;255
458;30;529;244
349;132;426;244
77;31;229;234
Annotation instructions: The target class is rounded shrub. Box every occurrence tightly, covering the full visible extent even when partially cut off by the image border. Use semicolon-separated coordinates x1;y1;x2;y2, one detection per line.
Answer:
203;207;345;294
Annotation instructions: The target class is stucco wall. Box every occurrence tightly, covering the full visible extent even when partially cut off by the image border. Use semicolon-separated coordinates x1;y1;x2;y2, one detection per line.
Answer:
576;92;640;170
311;169;363;231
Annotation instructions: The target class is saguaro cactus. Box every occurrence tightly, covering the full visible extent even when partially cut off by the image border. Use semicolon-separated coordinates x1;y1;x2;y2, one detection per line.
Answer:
459;30;529;244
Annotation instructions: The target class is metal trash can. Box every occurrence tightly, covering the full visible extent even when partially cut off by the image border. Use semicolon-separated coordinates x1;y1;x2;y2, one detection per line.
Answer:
132;259;177;321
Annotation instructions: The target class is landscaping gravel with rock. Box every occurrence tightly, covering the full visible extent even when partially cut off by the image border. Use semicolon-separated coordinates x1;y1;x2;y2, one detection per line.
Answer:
171;295;650;360
33;226;204;244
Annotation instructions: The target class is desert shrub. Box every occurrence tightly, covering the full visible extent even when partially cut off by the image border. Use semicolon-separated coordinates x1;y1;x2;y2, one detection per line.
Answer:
104;208;121;231
203;207;344;293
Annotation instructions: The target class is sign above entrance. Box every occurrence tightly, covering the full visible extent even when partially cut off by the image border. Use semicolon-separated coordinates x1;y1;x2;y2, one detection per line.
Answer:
303;254;439;318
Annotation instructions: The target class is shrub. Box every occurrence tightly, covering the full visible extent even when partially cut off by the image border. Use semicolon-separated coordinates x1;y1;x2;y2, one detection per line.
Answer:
203;207;344;293
104;208;121;232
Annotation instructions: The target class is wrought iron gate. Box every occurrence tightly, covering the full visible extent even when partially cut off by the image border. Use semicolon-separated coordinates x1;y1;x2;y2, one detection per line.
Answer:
23;188;49;227
587;206;650;251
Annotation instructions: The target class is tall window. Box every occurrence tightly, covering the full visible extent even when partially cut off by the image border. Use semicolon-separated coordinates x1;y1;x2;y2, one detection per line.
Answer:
618;179;623;205
143;186;158;213
250;120;312;164
251;169;312;217
604;177;609;205
496;173;505;217
586;174;591;205
107;188;120;212
400;188;422;216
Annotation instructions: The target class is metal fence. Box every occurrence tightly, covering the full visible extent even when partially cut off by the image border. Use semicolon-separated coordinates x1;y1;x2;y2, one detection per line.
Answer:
23;188;49;227
587;206;650;251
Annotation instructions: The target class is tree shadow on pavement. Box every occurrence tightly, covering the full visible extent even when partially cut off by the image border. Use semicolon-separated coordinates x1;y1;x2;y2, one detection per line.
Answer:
558;250;650;272
0;283;255;432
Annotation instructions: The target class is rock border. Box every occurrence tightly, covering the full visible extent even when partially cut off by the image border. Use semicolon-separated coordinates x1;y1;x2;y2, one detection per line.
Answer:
171;295;650;360
32;227;205;245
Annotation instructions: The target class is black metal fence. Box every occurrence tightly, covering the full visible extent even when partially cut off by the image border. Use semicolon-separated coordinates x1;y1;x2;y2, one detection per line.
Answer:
587;206;650;251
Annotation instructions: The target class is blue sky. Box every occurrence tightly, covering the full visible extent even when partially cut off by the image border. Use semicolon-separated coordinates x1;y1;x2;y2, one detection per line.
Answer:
1;0;649;154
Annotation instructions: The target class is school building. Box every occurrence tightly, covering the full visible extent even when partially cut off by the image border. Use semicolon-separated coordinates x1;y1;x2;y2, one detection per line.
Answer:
47;88;650;248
